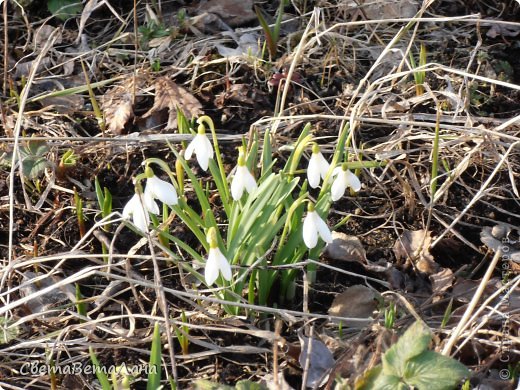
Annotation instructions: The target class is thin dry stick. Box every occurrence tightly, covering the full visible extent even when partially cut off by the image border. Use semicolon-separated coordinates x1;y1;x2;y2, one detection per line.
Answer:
442;249;502;356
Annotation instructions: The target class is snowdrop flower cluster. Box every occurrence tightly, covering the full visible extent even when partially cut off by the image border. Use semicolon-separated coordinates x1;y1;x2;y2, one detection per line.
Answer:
185;122;214;171
307;143;330;188
302;202;333;249
123;169;178;232
205;227;232;285
231;148;257;200
307;143;361;200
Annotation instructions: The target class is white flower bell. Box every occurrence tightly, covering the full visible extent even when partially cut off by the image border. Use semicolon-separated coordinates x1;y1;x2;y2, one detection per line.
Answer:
307;143;330;188
144;174;179;214
302;203;333;249
205;227;232;285
122;193;150;233
231;149;257;200
331;163;361;201
185;123;214;171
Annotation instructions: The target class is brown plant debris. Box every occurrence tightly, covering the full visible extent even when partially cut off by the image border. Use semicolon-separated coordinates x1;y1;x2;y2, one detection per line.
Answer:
328;284;378;322
393;229;440;274
143;76;203;130
102;77;139;134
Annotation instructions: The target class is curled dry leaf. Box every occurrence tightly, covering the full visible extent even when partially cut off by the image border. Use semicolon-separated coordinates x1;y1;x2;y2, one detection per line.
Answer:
328;284;377;324
102;77;142;134
143;76;203;130
393;229;439;274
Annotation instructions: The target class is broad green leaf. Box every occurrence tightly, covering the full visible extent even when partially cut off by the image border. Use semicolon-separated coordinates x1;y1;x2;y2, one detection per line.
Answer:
382;321;432;377
404;350;469;390
372;373;408;390
25;139;49;156
22;156;49;179
47;0;82;21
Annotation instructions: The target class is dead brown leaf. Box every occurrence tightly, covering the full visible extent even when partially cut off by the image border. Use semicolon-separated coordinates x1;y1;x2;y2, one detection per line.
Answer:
429;267;453;302
325;232;367;264
102;78;140;134
143;77;203;130
393;229;439;274
328;285;377;321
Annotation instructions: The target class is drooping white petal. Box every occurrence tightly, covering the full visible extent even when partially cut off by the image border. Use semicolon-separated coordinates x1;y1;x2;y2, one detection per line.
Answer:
185;134;213;171
243;169;258;193
205;249;220;285
331;170;348;201
315;152;330;179
146;175;178;206
307;156;321;189
303;212;319;249
231;167;246;200
143;187;160;214
185;138;196;160
231;165;257;200
216;249;232;281
122;194;150;232
346;170;361;192
122;194;139;218
132;204;150;233
315;214;333;243
332;166;343;177
205;247;232;285
307;152;330;188
202;134;214;160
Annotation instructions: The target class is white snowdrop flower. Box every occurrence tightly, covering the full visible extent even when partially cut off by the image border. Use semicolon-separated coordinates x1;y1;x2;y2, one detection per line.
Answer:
185;124;214;171
204;227;232;285
122;193;150;233
330;164;361;201
231;150;257;200
144;175;178;211
307;143;330;188
302;203;333;249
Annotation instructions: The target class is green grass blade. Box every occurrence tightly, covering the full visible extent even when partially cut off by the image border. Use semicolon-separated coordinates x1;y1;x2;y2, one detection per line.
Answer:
147;322;162;390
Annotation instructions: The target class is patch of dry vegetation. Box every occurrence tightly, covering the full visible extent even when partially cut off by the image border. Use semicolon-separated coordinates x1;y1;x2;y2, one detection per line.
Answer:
0;0;519;388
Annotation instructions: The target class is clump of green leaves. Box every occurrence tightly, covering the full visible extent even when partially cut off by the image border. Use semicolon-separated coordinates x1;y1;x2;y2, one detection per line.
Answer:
254;0;287;59
2;139;50;180
47;0;83;21
409;44;427;96
356;321;469;390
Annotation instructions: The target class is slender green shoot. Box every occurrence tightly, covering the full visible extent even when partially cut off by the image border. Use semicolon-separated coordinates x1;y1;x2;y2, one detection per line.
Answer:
147;322;162;390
